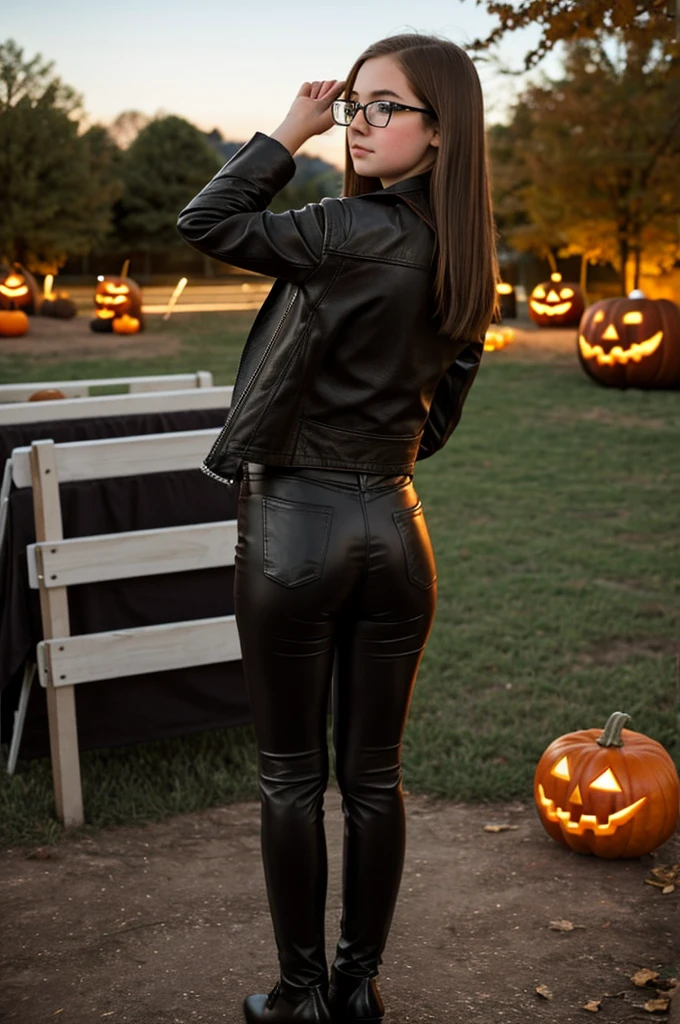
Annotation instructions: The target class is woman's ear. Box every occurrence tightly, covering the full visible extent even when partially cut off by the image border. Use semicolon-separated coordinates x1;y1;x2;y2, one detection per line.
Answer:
430;130;440;148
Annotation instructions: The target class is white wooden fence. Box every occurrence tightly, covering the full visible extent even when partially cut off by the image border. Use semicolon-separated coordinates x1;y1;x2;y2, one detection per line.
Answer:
0;371;214;404
11;429;240;826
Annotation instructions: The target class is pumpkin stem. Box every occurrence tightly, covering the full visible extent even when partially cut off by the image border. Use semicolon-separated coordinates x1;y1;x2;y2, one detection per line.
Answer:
597;711;631;747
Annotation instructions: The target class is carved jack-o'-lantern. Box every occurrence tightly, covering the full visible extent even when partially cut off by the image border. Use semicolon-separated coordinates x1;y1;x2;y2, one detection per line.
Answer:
496;282;517;320
578;293;680;389
90;274;144;333
0;265;40;314
529;272;585;327
534;712;680;858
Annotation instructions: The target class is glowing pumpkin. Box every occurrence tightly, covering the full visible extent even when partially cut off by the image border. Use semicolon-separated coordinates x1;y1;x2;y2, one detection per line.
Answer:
0;265;40;314
90;274;144;333
529;273;584;327
484;327;515;351
496;282;517;320
534;712;679;858
112;314;142;334
577;294;680;389
0;310;29;337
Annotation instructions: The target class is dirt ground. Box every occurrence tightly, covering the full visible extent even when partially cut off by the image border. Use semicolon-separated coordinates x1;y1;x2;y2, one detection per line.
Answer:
1;788;677;1024
0;315;182;359
0;312;578;363
1;313;676;1022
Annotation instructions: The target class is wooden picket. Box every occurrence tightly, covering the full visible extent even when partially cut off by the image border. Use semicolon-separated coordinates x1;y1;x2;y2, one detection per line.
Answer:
23;433;240;827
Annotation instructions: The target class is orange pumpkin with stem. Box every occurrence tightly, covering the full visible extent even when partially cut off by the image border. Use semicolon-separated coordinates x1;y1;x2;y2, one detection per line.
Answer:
534;712;679;858
112;314;142;335
29;389;67;401
0;310;29;337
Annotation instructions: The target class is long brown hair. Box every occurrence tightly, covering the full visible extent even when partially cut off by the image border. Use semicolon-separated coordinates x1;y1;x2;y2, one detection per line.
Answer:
341;33;499;343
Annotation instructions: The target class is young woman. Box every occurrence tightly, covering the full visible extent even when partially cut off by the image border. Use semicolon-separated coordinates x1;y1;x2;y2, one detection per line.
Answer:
177;32;498;1024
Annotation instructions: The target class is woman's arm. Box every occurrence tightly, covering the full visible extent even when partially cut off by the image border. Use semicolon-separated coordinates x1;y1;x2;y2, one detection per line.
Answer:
176;80;345;284
416;339;484;461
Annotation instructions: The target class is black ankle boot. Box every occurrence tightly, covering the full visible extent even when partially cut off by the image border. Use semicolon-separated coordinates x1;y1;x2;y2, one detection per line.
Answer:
328;967;384;1022
244;980;331;1023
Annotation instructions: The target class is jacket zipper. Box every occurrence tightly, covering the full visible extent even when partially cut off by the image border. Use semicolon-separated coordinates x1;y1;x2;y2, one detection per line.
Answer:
200;462;237;486
201;286;300;485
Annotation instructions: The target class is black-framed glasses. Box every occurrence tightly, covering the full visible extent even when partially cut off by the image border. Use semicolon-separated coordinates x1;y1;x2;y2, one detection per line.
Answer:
331;98;436;128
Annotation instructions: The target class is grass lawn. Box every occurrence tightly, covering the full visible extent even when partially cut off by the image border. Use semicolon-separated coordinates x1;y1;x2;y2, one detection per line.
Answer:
1;313;678;847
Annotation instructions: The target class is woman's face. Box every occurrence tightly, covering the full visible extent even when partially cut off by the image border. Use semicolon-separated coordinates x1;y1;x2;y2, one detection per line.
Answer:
346;54;439;188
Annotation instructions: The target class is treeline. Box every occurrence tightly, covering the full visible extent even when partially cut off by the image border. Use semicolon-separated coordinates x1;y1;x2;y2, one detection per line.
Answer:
2;10;680;294
0;39;342;279
490;34;680;295
475;1;680;295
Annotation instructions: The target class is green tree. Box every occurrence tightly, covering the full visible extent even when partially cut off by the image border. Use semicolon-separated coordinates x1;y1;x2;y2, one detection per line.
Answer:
116;115;221;272
107;109;150;150
0;37;81;114
270;168;343;212
488;106;567;272
0;39;121;271
79;124;125;247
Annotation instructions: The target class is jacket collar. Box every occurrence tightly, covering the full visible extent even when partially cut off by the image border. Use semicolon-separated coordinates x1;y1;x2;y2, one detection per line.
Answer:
374;169;434;230
380;169;433;195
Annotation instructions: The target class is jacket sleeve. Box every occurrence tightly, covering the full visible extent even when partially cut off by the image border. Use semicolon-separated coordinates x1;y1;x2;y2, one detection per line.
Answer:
416;338;484;461
176;132;326;284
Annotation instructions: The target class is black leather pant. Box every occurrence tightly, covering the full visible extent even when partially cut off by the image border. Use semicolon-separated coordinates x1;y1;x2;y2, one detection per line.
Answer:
234;461;438;992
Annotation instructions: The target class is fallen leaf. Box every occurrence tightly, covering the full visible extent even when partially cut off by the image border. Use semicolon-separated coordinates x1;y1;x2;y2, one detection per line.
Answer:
649;864;680;884
645;864;680;890
661;884;675;894
643;997;670;1012
535;985;553;1000
549;919;585;932
483;824;520;832
631;969;660;987
582;999;602;1012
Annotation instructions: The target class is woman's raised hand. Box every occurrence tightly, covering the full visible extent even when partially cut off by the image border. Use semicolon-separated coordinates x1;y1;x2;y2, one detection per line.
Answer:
270;79;346;156
287;80;347;135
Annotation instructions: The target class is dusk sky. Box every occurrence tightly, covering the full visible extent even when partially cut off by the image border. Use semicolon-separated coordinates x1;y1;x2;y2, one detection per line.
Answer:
4;0;558;168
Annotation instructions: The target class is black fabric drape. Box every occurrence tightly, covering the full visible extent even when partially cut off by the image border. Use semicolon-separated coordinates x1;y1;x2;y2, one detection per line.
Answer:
0;407;229;468
0;408;251;759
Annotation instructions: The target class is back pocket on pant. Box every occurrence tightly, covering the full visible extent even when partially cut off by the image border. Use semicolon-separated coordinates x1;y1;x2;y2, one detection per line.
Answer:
392;501;437;589
262;495;333;587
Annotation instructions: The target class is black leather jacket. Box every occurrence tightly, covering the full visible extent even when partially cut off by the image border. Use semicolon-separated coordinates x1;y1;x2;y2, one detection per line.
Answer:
177;132;483;485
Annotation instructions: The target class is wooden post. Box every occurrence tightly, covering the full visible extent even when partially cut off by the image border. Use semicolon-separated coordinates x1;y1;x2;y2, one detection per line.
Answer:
30;440;83;827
